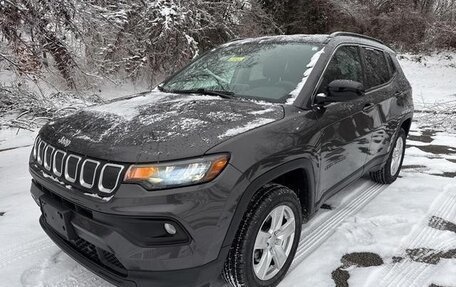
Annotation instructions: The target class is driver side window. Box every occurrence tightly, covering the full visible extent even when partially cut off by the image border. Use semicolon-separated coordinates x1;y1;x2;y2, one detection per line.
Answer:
318;46;363;94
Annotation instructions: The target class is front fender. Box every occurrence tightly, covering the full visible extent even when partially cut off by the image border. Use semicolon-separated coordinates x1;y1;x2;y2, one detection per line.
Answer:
220;157;317;252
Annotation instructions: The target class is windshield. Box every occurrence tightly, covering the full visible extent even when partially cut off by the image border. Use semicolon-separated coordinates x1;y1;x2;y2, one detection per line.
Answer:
162;41;323;103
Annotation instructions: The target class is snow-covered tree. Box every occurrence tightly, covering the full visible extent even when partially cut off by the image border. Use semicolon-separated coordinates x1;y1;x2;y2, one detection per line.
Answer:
0;0;274;88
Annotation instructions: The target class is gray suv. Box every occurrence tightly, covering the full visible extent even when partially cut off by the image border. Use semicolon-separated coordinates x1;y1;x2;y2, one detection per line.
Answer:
30;32;413;287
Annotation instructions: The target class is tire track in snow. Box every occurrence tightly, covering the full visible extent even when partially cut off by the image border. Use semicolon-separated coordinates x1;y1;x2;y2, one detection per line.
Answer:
289;181;387;271
368;184;456;287
0;144;33;153
22;263;113;287
20;250;113;287
378;190;456;287
0;236;54;269
0;236;112;286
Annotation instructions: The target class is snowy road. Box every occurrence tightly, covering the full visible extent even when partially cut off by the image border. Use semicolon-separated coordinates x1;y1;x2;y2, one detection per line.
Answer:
0;124;455;287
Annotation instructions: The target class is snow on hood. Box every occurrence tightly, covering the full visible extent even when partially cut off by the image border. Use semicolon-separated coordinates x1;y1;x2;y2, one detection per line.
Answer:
40;90;284;163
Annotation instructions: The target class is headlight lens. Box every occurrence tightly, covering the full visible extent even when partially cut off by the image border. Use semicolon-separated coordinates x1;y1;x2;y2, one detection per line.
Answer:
124;154;229;190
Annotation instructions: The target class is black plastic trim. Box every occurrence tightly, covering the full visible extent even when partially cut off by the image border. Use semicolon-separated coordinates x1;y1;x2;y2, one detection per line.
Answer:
41;216;226;287
221;157;316;250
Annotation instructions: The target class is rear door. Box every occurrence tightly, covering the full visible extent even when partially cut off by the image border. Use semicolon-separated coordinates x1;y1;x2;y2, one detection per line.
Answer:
316;45;373;196
361;47;397;168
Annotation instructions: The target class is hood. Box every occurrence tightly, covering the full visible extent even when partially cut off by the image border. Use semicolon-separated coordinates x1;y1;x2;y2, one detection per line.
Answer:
40;90;284;163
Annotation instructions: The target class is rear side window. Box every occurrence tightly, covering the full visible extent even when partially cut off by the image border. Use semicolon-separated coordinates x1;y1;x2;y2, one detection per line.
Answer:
318;46;363;94
363;48;390;89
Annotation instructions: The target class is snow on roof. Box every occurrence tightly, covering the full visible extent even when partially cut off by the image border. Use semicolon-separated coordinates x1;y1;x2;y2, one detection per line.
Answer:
222;34;329;47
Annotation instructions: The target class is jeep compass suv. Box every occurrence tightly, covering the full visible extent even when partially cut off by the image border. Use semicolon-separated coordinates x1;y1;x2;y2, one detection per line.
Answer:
29;32;413;287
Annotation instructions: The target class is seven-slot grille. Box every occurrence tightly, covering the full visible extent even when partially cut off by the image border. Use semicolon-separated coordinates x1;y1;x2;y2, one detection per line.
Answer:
32;137;125;195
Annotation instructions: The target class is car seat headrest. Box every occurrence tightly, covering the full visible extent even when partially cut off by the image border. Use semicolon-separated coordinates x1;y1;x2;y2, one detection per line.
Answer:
263;55;286;82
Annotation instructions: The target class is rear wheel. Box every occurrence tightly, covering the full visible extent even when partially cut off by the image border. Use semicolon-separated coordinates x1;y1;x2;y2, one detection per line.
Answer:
222;184;302;287
370;128;406;184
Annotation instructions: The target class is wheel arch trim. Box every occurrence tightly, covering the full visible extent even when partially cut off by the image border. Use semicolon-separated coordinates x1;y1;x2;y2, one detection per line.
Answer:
220;158;317;251
387;113;413;154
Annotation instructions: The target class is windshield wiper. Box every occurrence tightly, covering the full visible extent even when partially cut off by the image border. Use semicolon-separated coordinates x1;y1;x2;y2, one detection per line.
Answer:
169;88;236;99
157;84;166;92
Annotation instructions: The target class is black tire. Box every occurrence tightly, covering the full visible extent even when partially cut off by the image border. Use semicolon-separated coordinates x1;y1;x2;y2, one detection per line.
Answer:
370;128;406;184
222;184;302;287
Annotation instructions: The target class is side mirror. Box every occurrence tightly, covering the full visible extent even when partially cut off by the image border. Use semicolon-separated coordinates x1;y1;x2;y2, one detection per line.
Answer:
315;80;365;105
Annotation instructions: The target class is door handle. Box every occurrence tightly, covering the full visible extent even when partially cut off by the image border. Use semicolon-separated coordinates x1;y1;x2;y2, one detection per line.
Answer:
363;103;375;112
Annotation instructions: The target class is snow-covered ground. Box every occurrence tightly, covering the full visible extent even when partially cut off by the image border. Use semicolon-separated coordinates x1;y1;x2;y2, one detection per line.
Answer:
279;124;456;287
399;53;456;111
0;53;455;287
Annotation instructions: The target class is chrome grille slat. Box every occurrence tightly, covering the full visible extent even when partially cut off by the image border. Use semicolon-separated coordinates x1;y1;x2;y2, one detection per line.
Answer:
80;159;100;189
52;150;66;177
37;140;46;165
64;154;82;183
32;137;40;159
33;137;124;196
44;145;55;171
98;164;124;194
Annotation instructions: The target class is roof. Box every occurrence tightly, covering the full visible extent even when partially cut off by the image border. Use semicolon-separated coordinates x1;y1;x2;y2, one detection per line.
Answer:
326;31;394;53
224;32;391;51
222;34;330;47
326;32;384;45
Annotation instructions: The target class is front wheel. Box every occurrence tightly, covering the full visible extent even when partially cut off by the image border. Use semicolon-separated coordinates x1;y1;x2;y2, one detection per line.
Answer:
370;128;406;184
222;184;302;287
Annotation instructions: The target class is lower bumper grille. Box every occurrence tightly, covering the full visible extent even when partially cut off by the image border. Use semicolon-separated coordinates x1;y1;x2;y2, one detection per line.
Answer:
73;238;99;263
71;237;127;276
100;249;126;270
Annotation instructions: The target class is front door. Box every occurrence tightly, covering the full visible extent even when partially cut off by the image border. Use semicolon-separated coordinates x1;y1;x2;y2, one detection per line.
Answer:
315;45;373;196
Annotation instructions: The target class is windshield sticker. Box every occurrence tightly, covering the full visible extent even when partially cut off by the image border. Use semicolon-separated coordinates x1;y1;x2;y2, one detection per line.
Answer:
228;56;246;62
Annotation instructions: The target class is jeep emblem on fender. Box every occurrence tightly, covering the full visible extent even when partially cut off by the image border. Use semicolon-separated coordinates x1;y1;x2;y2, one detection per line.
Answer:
58;136;71;147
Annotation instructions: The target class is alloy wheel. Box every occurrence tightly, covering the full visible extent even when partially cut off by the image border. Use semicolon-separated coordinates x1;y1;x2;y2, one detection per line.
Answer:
390;136;404;176
252;205;296;281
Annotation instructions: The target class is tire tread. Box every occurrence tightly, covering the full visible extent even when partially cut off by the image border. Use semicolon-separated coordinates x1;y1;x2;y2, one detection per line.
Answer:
222;184;301;287
370;128;406;184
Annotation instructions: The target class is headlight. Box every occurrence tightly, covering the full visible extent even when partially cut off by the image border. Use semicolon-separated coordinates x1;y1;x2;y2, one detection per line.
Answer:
124;154;229;190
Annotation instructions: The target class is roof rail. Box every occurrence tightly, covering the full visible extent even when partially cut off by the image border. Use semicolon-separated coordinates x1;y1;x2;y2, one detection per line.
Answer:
327;32;384;45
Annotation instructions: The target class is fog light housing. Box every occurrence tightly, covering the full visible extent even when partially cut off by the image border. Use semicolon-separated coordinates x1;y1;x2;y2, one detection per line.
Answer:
164;223;177;235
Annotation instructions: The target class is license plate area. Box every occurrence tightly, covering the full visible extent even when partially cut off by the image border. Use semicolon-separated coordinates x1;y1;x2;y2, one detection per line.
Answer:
41;196;76;241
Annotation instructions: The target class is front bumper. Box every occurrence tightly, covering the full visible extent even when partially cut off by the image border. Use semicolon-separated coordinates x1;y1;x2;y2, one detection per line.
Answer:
30;162;246;287
40;215;225;287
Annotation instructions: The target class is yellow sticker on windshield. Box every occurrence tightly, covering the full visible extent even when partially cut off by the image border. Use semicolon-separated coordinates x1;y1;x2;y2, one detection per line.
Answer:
228;56;245;62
